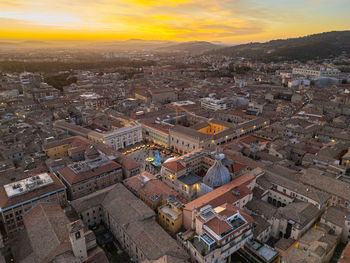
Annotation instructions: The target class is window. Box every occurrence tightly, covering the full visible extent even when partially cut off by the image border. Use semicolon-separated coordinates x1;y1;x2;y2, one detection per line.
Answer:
75;231;81;240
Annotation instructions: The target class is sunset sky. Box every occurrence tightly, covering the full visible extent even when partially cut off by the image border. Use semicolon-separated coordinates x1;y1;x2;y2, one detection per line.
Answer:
0;0;349;43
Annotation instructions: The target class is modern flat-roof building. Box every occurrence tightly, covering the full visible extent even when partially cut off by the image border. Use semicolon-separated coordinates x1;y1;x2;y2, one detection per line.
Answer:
0;173;67;235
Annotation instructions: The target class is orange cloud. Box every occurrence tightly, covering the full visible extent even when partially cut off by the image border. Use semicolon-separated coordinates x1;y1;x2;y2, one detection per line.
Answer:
0;0;348;43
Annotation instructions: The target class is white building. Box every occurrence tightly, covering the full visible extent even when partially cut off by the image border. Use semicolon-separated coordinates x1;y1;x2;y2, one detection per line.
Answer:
288;79;311;88
88;124;142;150
292;67;340;77
201;97;227;111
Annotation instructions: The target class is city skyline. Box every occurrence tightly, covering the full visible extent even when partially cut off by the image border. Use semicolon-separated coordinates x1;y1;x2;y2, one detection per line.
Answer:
1;0;349;44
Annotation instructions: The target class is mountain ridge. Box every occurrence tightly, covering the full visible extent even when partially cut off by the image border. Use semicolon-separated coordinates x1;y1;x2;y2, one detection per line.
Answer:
208;30;350;61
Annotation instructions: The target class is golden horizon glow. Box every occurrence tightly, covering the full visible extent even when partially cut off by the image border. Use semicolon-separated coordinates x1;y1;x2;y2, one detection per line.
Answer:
0;0;349;43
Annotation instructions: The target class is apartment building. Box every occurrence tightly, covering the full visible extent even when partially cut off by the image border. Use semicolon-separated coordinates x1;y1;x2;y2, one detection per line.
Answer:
185;203;254;263
57;153;122;200
0;173;67;234
158;197;183;233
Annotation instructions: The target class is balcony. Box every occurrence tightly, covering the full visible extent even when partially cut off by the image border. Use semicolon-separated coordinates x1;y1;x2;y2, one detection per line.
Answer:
190;234;217;257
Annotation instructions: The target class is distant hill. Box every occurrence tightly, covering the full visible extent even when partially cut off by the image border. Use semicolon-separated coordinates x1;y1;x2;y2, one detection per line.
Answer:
157;41;222;54
209;31;350;62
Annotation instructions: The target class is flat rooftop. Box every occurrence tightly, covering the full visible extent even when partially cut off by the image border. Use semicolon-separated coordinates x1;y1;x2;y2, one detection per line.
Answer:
177;173;202;187
4;173;54;198
248;240;278;262
68;156;110;174
159;205;180;220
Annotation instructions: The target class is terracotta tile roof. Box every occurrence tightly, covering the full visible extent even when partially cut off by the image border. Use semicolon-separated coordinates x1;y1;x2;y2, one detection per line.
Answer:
124;172;187;204
23;203;71;262
217;203;239;218
203;204;254;242
339;241;350;263
227;162;247;173
86;247;109;263
162;161;185;172
43;136;92;151
68;145;88;154
58;161;121;185
184;175;255;212
116;156;141;170
0;173;66;210
142;121;171;135
53;120;92;137
239;135;268;145
206;217;232;236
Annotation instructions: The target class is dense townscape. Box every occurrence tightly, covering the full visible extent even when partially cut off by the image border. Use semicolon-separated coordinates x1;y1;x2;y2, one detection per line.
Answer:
1;32;350;263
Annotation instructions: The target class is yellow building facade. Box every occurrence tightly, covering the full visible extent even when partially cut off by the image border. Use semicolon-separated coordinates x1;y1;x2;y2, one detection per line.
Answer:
44;143;71;159
142;122;170;148
158;199;183;233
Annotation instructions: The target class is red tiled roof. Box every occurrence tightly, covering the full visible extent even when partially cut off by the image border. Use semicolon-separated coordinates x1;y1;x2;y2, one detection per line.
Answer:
227;162;247;173
339;241;350;263
203;204;254;242
43;135;91;150
206;217;232;236
162;161;185;172
124;171;187;204
58;161;121;185
142;121;170;135
239;135;268;145
184;175;255;211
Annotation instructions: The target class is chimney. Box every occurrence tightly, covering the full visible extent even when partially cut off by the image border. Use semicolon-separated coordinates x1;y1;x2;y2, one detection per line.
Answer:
232;187;240;196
